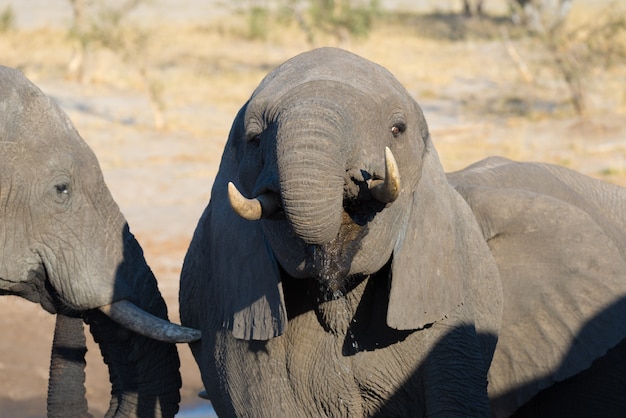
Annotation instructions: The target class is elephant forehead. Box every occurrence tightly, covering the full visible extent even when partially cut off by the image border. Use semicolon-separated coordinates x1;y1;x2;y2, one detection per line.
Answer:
252;47;409;101
250;79;379;121
0;68;93;160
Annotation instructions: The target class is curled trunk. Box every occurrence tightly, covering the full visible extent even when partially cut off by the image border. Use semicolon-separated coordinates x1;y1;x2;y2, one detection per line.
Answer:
277;123;346;245
229;147;400;222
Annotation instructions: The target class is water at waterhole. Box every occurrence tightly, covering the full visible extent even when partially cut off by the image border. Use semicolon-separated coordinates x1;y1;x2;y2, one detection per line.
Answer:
177;402;218;417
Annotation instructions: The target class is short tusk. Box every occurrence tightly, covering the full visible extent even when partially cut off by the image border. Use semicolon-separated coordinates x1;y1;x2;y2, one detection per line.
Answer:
370;147;401;203
228;182;280;220
99;300;201;343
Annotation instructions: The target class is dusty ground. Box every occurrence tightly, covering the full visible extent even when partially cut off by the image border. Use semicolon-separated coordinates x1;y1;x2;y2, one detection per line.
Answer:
0;1;625;416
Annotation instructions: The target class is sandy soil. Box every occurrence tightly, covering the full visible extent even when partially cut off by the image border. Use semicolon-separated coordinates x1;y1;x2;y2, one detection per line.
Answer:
0;1;624;416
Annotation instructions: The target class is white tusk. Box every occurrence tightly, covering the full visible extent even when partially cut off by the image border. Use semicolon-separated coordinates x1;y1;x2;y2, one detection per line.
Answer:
228;182;262;220
99;300;201;343
228;182;280;220
370;147;401;203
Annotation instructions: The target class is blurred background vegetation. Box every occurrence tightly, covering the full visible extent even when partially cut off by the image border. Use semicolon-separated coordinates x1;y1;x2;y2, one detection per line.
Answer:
0;0;624;125
234;0;626;118
0;3;625;415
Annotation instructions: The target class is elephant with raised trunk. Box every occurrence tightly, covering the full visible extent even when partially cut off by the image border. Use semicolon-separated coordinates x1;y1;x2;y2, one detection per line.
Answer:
0;66;199;417
180;47;503;416
181;47;626;417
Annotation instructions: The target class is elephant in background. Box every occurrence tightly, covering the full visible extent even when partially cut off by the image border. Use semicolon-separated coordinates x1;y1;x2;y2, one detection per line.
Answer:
180;47;503;417
448;157;626;417
0;66;199;417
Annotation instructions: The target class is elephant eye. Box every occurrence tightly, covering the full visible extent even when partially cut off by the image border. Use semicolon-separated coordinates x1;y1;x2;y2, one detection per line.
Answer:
251;135;262;145
52;182;71;207
391;124;405;137
54;183;69;195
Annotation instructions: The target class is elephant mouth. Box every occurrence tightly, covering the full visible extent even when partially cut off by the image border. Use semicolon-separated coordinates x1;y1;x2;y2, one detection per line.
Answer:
343;180;388;226
1;259;202;343
0;266;60;314
306;211;371;293
228;147;400;224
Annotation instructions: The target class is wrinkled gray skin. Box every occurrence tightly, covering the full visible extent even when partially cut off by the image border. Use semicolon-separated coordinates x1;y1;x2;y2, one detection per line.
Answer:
0;66;186;417
449;157;626;417
182;47;626;417
180;48;503;417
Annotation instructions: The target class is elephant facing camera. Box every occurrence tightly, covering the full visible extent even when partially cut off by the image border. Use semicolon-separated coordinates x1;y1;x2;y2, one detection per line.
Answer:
181;47;500;417
180;47;626;417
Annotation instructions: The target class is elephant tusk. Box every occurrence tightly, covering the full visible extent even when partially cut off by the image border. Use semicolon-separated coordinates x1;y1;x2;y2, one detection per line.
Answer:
228;182;281;220
370;147;401;203
99;300;201;343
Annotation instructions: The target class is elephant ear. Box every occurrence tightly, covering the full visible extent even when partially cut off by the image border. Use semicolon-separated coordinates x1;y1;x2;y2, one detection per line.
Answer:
184;105;287;341
387;137;494;330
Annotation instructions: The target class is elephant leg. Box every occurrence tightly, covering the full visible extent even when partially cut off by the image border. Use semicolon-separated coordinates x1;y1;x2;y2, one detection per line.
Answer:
47;313;92;418
85;309;182;418
47;289;183;418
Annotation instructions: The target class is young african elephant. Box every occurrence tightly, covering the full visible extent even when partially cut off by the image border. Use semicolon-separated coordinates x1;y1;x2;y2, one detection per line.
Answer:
180;47;626;417
0;66;199;417
180;47;502;417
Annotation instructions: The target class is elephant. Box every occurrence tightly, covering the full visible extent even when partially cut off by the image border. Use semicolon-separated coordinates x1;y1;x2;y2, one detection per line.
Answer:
180;47;503;417
448;156;626;417
181;47;626;417
0;65;200;417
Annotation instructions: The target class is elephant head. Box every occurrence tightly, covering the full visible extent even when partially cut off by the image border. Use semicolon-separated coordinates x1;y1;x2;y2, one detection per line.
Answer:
181;48;498;342
0;66;199;417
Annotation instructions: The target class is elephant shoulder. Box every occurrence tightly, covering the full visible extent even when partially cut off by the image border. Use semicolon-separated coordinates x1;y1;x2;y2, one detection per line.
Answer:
446;156;513;183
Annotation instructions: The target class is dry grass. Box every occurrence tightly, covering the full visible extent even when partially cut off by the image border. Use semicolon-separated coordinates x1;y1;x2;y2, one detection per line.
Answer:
0;6;624;181
0;4;624;414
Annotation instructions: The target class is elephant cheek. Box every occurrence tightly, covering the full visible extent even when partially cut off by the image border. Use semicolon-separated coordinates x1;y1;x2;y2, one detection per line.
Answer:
35;237;133;312
351;232;395;276
262;221;314;279
350;203;404;276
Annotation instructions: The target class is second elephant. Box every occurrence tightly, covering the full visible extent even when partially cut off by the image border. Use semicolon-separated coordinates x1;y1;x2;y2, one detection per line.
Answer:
449;156;626;417
0;66;200;418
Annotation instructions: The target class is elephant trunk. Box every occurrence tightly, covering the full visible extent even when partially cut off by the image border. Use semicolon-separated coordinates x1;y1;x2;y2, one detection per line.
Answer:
276;112;348;245
47;313;92;418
